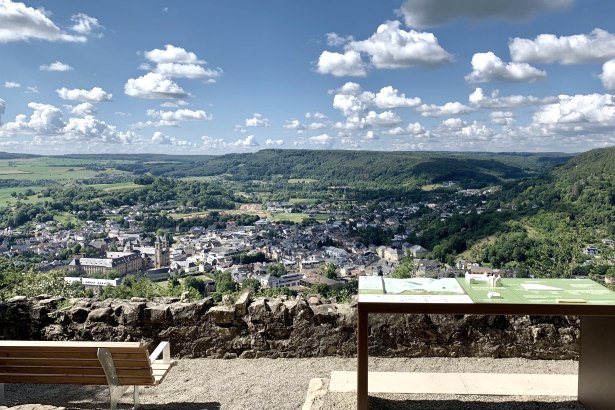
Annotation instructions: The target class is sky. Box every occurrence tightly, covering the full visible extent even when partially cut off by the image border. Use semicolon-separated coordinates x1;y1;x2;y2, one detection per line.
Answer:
1;0;615;155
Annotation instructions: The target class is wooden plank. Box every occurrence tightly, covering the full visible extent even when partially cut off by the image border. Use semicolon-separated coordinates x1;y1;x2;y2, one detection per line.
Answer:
0;358;150;368
0;351;148;360
0;373;155;385
0;341;143;349
0;366;107;375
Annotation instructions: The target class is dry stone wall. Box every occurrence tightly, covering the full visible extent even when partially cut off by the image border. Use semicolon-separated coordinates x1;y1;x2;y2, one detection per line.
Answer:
0;294;580;360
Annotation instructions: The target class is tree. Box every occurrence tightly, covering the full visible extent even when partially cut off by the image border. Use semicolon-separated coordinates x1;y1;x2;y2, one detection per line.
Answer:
322;263;337;279
241;278;261;292
391;258;414;279
267;263;287;277
215;271;237;293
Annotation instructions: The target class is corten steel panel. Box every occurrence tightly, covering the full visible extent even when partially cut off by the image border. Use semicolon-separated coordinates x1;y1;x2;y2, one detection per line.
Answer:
578;316;615;410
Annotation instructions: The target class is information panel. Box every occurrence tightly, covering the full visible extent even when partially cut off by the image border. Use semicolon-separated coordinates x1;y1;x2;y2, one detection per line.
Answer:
358;276;615;305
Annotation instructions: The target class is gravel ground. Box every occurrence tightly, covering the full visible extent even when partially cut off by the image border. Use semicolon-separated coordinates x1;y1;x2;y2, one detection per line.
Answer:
1;357;582;410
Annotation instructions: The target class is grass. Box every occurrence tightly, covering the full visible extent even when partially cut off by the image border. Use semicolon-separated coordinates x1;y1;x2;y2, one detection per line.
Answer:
0;157;129;182
90;182;141;192
54;212;82;227
270;212;330;223
0;187;46;206
180;176;219;182
289;198;320;204
421;184;444;191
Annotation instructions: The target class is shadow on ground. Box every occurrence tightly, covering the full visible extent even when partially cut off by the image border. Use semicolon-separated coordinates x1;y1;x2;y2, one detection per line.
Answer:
62;403;221;410
368;398;584;410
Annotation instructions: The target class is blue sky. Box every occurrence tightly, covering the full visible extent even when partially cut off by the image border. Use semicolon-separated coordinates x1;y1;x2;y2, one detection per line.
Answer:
1;0;615;154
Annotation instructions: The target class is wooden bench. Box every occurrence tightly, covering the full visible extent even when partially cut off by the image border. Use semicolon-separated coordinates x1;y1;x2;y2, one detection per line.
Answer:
0;340;175;410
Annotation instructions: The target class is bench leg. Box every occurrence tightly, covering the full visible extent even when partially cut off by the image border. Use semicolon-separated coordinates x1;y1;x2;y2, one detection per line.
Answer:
134;386;140;409
98;347;130;410
0;383;5;406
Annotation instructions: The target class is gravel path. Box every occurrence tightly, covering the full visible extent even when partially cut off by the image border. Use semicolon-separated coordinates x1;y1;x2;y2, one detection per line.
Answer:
1;357;582;410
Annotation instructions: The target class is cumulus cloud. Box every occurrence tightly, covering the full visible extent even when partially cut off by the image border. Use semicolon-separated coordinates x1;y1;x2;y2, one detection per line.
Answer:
63;116;134;143
0;0;87;42
160;100;189;108
201;136;227;149
468;87;557;108
349;21;453;68
309;133;333;145
317;20;452;76
363;111;402;127
326;32;353;46
374;86;422;108
124;73;189;99
70;102;97;117
308;122;327;130
0;98;5;123
316;50;368;77
398;0;573;28
600;60;615;90
532;94;615;127
144;44;203;64
490;111;515;126
266;139;284;146
417;101;474;117
57;87;112;102
232;135;259;147
510;28;615;64
283;119;306;131
465;52;546;83
305;112;327;119
69;13;103;36
138;108;212;127
153;62;222;79
4;81;20;88
1;102;64;135
245;113;269;127
40;61;73;72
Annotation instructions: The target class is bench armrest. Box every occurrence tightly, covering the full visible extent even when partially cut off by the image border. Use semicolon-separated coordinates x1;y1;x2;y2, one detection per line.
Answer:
149;341;172;364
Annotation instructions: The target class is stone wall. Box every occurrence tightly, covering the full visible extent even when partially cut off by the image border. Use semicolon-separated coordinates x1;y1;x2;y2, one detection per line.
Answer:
0;294;580;360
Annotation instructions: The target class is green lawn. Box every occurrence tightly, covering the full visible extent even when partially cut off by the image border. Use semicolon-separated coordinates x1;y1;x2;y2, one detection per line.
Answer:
90;182;141;192
270;212;330;223
0;157;129;182
289;198;320;204
0;187;46;206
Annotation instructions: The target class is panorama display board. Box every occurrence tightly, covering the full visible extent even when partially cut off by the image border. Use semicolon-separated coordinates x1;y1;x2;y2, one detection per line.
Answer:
358;276;615;305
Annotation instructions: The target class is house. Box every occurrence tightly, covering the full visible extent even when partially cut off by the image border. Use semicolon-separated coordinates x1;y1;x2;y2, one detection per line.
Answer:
409;245;429;258
260;272;304;289
584;246;600;256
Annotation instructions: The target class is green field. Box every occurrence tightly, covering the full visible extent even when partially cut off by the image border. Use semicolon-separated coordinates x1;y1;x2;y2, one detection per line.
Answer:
0;187;45;206
288;178;319;184
90;182;141;192
270;212;330;223
289;198;320;204
0;157;128;182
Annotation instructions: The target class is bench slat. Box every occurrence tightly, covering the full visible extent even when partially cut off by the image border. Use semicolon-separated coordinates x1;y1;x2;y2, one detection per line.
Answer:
0;358;150;368
0;341;143;349
0;350;149;360
0;374;156;385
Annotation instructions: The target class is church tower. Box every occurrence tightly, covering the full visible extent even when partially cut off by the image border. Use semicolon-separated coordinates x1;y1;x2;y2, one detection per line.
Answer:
154;235;170;268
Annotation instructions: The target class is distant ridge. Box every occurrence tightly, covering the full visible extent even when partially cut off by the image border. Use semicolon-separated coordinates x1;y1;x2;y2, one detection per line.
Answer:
0;152;40;160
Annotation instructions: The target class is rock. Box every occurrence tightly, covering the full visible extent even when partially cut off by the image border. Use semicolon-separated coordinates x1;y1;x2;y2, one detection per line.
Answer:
308;296;322;306
239;350;257;359
206;306;235;325
145;306;170;324
68;307;89;324
180;291;191;303
234;290;251;316
223;352;238;359
130;297;147;303
87;307;113;323
7;296;27;303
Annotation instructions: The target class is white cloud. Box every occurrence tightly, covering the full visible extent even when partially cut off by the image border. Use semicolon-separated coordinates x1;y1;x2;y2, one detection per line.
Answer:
465;52;546;83
326;32;353;46
398;0;573;28
283;119;306;131
316;50;368;77
201;136;227;149
0;98;5;123
308;122;327;130
160;100;189;108
232;135;259;147
309;133;333;145
363;130;379;141
144;44;203;64
417;101;474;117
305;112;326;119
266;138;284;146
146;108;212;126
490;111;515;126
124;73;189;99
153;62;222;79
468;87;557;108
363;110;402;127
0;0;87;42
40;61;73;72
26;86;38;94
63;116;134;143
2;102;64;135
600;60;615;90
374;86;421;108
333;85;375;116
69;13;103;36
440;118;466;128
57;87;112;102
151;131;193;146
510;28;615;64
532;94;615;126
4;81;20;88
245;113;269;127
71;102;96;117
349;20;453;68
460;122;494;140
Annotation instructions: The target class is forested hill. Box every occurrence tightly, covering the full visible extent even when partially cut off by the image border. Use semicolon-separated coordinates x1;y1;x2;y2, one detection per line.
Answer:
67;150;572;189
